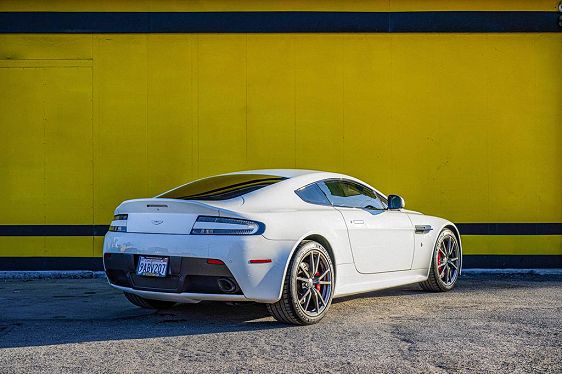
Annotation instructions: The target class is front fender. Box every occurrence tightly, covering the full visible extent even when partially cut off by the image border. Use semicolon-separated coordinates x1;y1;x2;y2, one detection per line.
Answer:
407;214;463;275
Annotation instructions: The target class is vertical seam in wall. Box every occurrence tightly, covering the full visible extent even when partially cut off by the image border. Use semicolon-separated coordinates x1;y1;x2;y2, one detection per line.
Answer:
195;36;200;178
485;33;491;224
90;33;95;256
341;35;345;172
145;35;149;195
292;36;297;168
189;36;196;180
245;33;248;168
41;67;47;254
389;34;394;182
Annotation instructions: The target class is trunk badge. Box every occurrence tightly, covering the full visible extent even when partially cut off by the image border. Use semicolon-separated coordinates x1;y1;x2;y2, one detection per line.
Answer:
151;220;164;225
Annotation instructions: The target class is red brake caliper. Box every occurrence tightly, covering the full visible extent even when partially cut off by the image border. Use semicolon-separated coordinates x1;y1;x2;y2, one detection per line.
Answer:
437;250;443;271
315;272;321;291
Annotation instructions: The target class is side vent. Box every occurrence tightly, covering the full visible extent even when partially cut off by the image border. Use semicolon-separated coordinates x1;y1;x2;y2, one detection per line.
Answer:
415;225;433;234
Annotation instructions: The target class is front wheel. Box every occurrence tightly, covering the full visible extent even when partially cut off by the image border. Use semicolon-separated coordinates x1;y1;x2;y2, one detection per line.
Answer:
419;229;461;292
267;240;335;325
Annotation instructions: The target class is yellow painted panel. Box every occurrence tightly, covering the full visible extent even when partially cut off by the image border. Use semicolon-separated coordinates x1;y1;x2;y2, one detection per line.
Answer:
246;35;296;169
0;65;93;225
485;34;562;223
196;35;247;177
0;236;92;257
0;68;45;224
0;35;92;60
0;237;44;257
294;35;344;171
0;0;555;12
342;34;393;191
386;34;492;221
45;236;93;257
146;35;195;195
43;67;93;224
462;235;562;255
93;236;104;257
93;35;148;224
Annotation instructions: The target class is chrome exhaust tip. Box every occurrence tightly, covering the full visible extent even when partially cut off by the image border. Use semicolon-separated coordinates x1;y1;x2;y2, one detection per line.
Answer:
217;278;238;294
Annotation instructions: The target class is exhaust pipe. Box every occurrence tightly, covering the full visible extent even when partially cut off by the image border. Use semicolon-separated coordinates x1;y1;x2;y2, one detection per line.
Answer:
217;278;238;294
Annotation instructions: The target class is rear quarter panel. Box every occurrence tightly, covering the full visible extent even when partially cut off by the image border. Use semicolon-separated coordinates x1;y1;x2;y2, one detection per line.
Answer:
220;207;354;266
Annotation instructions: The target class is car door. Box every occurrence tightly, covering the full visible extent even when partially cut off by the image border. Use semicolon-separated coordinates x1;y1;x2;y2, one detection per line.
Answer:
318;179;415;274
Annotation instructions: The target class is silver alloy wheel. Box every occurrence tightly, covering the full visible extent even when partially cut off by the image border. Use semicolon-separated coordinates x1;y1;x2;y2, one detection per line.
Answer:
436;233;460;287
294;249;333;316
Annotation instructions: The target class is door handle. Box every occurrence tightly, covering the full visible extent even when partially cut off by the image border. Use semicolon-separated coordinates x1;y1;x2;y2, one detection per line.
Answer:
351;220;365;225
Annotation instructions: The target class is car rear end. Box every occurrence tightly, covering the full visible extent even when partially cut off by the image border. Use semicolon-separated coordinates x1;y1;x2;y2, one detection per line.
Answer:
103;173;297;304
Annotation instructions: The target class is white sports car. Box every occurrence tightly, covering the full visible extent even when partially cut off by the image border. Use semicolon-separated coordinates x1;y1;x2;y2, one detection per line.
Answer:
103;169;462;325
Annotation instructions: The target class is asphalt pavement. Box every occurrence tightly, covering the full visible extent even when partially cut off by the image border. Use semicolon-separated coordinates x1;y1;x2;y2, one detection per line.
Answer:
0;273;560;373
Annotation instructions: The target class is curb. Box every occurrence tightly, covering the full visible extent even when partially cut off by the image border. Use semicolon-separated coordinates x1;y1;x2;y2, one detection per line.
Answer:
462;268;562;275
0;269;561;280
0;271;106;280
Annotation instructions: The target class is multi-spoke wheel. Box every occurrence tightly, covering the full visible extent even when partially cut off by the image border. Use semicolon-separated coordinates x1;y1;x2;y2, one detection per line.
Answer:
267;240;334;325
419;229;461;292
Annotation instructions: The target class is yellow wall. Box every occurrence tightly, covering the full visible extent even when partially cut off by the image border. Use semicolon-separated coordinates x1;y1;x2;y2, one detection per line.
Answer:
0;0;558;12
0;3;561;258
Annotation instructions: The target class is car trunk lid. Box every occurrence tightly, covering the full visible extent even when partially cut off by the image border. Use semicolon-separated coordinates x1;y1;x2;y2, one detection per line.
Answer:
115;198;220;235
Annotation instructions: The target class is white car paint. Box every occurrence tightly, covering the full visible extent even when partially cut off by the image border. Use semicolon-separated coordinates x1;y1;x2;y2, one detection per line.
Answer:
103;169;462;303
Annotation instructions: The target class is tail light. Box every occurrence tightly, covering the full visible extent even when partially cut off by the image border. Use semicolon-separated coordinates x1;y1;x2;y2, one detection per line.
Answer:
190;216;264;235
108;214;128;232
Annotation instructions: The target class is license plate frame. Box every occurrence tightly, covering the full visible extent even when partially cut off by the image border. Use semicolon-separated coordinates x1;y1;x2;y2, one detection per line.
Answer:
136;256;169;277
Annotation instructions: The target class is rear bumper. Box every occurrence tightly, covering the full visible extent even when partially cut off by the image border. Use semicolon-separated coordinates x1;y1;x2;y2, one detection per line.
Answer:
111;285;248;303
103;232;295;303
104;253;243;295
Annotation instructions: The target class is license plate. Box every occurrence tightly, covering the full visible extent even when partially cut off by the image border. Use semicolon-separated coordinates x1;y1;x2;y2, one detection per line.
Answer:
136;256;168;277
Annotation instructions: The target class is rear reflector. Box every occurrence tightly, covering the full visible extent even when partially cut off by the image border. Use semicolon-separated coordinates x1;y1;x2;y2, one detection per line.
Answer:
249;259;272;264
207;259;225;265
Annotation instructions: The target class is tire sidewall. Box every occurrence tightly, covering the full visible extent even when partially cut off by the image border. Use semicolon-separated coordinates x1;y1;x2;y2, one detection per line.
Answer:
433;229;459;291
288;241;334;324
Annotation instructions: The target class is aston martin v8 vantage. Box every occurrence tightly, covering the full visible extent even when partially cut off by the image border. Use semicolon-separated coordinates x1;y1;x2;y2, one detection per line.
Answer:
103;170;462;325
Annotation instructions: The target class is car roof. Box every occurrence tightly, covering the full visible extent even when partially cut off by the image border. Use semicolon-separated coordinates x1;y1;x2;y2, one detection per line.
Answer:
222;169;324;179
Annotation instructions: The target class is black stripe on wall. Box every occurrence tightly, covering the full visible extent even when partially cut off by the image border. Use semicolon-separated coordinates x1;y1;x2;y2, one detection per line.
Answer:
0;223;560;236
0;255;560;271
0;225;109;236
455;223;562;235
0;11;560;33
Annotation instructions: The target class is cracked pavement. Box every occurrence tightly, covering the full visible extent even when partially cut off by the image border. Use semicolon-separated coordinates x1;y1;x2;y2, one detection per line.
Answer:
0;273;560;373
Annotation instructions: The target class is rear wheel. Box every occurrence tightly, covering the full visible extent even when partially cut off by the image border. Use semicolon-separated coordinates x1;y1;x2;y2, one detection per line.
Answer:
419;229;461;292
124;292;176;309
267;240;335;325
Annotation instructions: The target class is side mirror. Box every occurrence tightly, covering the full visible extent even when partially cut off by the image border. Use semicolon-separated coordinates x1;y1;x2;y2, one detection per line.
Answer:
388;195;405;210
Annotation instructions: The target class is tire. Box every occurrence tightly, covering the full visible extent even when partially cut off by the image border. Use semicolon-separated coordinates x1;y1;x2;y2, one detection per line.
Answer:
267;240;335;325
124;292;176;309
419;228;461;292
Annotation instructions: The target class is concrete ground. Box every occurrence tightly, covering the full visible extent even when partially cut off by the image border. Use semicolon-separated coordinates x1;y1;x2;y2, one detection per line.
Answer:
0;273;560;373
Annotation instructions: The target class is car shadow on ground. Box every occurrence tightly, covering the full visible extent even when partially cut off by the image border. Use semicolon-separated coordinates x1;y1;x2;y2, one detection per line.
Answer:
0;284;433;349
0;285;418;349
1;273;549;348
0;299;287;348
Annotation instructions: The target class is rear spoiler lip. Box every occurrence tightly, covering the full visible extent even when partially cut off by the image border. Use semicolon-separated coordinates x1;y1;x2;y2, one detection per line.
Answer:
113;198;246;220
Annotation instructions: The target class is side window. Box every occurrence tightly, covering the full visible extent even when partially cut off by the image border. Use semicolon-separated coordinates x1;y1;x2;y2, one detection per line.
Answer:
319;180;385;210
295;183;331;206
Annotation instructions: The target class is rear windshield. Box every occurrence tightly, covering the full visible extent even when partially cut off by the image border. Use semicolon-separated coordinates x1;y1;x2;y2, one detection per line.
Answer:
158;174;286;201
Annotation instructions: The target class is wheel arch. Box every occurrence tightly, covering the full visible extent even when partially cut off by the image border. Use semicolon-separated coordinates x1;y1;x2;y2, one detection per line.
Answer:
276;233;338;302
